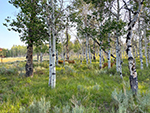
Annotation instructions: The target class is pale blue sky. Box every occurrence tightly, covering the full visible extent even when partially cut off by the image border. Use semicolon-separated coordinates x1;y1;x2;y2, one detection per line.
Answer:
0;0;25;50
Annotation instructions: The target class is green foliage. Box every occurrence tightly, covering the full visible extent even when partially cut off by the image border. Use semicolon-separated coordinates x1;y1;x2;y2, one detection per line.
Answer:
4;0;48;46
73;39;81;53
8;45;27;57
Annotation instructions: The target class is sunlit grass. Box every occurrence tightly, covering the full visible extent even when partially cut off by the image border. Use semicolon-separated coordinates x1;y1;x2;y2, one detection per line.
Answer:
0;57;26;63
0;56;150;112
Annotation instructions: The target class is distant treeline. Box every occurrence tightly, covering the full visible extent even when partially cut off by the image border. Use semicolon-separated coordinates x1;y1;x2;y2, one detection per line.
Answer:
0;45;27;57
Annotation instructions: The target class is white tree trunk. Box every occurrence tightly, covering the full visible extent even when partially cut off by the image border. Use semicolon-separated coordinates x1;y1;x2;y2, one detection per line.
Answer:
118;45;122;78
46;3;53;87
148;36;150;63
138;19;143;69
89;44;91;64
99;43;102;69
125;0;144;93
144;28;148;67
51;0;56;88
108;34;111;69
116;39;119;71
86;34;88;64
56;50;58;66
61;38;65;65
93;41;96;60
133;46;136;58
126;12;138;93
82;47;84;61
135;37;138;58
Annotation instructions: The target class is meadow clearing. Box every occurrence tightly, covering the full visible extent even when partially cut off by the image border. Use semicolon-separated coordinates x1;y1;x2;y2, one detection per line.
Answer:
0;56;150;113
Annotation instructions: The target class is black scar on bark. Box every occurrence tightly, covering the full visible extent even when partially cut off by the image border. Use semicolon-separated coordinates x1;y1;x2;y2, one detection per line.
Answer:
128;57;134;61
52;73;56;75
131;65;135;71
50;64;52;66
126;48;129;54
52;54;55;57
126;33;131;43
126;45;132;54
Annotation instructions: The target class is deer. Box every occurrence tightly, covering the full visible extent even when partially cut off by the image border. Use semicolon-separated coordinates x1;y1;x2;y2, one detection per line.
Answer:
102;60;116;68
58;60;64;64
67;60;75;64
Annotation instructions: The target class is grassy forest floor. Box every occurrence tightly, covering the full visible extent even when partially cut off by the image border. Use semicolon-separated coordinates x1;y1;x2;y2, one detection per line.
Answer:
0;57;150;113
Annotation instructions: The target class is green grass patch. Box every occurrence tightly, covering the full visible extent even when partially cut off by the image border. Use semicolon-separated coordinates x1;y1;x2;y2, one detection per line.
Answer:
0;58;150;112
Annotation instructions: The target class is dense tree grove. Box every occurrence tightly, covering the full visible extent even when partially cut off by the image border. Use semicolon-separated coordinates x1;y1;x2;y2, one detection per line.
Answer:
3;0;150;93
2;0;150;112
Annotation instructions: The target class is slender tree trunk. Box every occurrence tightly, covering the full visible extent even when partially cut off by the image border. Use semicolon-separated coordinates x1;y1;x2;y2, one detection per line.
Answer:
89;44;91;64
144;28;148;67
48;0;56;88
40;52;43;63
93;41;96;60
46;3;53;87
63;52;65;65
37;53;39;62
116;0;119;72
125;1;144;93
138;19;143;69
116;0;122;78
108;34;111;69
48;32;52;86
86;34;88;64
116;39;119;71
99;43;102;69
133;45;136;58
66;18;69;61
61;38;65;65
118;43;122;78
82;47;84;61
148;36;150;63
25;39;33;77
51;0;56;88
135;36;138;58
56;50;58;66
